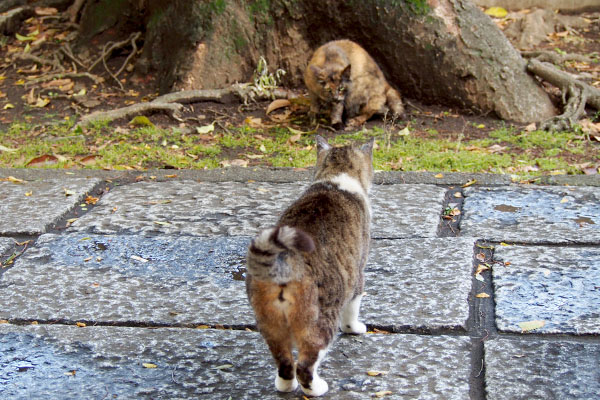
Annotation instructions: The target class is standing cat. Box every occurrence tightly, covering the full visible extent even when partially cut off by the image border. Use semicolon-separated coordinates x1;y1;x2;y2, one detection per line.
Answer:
304;39;404;128
246;135;373;397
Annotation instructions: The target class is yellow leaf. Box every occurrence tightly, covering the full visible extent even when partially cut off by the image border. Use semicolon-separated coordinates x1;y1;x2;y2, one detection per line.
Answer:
129;115;154;127
25;191;32;196
196;123;215;134
434;173;444;178
476;292;490;298
560;197;569;204
259;144;268;153
366;370;388;377
484;6;508;18
397;126;410;136
76;322;86;327
142;363;157;369
7;176;25;183
462;179;477;188
15;80;25;85
3;103;15;109
374;391;393;398
196;325;210;329
518;320;545;332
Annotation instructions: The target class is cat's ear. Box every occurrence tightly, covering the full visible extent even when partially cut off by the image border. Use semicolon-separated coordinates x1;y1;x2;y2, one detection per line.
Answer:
340;64;351;82
316;135;331;153
360;137;375;155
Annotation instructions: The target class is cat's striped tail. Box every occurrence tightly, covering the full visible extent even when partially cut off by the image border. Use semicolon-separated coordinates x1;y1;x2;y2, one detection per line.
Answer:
246;226;315;282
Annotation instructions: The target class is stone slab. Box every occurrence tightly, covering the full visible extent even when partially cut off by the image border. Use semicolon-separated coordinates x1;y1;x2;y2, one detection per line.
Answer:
0;324;471;399
0;178;100;235
364;237;475;331
460;186;600;243
0;234;474;331
68;181;446;239
0;237;13;255
493;245;600;334
485;337;600;400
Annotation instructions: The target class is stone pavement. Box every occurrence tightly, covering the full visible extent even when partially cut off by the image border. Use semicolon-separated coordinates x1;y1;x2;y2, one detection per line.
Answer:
0;168;598;399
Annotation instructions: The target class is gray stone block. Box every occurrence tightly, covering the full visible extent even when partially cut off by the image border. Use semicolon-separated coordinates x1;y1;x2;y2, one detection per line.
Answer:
0;234;474;331
68;181;445;239
485;337;600;400
364;237;475;331
0;178;100;235
0;237;13;256
461;186;600;243
0;324;472;399
493;245;600;334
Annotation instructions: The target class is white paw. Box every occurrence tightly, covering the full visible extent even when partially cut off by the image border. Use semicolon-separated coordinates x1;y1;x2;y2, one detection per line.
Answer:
275;375;298;392
301;376;329;397
342;321;367;335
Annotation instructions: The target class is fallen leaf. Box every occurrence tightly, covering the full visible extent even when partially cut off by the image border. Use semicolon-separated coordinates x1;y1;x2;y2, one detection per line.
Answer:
266;99;291;114
27;154;58;167
196;325;210;329
244;117;266;128
212;364;234;370
196;123;215;134
560;197;569;204
78;155;99;166
3;103;14;109
25;191;32;196
64;370;76;376
76;322;86;327
85;195;99;205
397;126;410;136
5;176;25;183
164;174;177;178
63;188;76;196
0;145;17;152
34;7;58;16
524;123;537;132
485;6;508;18
475;264;490;274
220;159;249;168
518;320;545;332
475;273;485;282
366;370;388;377
475;293;490;298
453;192;463;198
373;390;393;398
153;221;171;226
142;363;157;369
131;255;149;263
462;179;477;188
129;115;154;127
434;173;444;178
476;252;486;262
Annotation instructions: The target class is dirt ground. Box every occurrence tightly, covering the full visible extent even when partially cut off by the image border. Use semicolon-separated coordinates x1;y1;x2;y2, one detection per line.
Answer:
0;6;599;166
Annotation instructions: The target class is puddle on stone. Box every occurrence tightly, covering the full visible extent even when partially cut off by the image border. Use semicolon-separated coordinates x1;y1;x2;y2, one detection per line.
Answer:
574;217;595;225
494;204;521;213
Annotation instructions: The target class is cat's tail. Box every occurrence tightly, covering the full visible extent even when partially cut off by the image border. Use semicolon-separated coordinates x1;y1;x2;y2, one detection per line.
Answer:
247;226;315;281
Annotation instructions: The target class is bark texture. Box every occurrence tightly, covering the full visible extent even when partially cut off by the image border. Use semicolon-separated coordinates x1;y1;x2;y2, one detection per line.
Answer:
77;0;557;123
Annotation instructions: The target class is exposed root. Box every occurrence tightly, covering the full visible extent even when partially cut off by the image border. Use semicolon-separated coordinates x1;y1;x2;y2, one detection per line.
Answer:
521;50;597;65
527;59;600;131
74;84;297;129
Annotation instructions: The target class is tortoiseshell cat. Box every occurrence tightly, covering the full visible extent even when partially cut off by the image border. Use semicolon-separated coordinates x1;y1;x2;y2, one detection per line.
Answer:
246;135;373;397
305;39;404;128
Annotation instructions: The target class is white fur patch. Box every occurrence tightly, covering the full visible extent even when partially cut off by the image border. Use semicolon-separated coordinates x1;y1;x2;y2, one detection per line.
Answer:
254;227;277;249
277;226;297;249
341;294;367;334
329;173;367;198
275;374;298;392
300;348;329;397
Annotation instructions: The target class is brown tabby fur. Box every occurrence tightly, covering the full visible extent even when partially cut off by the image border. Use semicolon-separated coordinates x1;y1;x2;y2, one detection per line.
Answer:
304;39;404;128
246;135;373;397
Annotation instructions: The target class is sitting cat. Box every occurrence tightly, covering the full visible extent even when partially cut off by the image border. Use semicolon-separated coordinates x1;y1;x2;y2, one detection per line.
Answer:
246;135;373;397
304;39;405;128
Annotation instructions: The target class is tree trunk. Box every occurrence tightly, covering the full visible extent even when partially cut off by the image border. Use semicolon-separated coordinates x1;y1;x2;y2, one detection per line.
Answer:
76;0;556;123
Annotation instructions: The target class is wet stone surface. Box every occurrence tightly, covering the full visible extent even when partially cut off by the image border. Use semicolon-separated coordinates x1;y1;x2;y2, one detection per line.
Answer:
485;337;600;400
68;181;446;239
0;234;474;330
0;178;100;235
0;325;471;399
460;186;600;243
0;237;13;256
364;237;475;331
493;244;600;334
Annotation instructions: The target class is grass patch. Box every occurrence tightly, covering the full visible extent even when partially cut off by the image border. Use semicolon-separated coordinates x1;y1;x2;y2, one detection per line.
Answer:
0;118;597;176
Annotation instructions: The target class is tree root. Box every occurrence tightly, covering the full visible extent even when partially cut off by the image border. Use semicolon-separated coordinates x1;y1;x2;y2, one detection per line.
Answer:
522;51;596;65
527;59;600;131
74;83;297;130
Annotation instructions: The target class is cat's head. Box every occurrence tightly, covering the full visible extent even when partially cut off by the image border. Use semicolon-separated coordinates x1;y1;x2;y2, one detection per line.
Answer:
314;135;374;192
310;65;351;102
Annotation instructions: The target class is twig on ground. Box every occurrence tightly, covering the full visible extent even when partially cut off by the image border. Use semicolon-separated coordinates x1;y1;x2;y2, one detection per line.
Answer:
26;72;104;86
14;53;63;71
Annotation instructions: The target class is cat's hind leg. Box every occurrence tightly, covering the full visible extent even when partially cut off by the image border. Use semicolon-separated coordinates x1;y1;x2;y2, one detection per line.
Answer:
296;346;329;397
341;293;367;334
265;333;297;392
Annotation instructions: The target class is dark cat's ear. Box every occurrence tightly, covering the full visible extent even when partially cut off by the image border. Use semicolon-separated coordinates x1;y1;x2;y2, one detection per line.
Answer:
316;135;331;153
360;137;375;155
340;64;351;82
